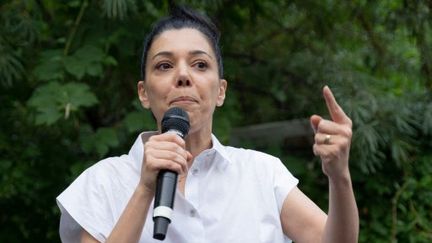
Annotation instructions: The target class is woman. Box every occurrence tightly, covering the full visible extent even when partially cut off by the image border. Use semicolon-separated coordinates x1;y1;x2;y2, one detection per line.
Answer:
57;6;359;243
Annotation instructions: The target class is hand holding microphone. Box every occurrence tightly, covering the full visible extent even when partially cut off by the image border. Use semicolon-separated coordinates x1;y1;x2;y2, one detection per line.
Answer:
139;107;191;240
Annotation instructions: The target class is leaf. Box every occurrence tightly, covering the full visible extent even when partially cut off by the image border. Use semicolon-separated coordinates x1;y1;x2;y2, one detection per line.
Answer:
32;50;64;81
103;56;118;66
74;45;105;63
62;82;98;109
422;102;432;135
64;45;114;79
391;138;414;166
0;41;24;87
123;111;155;133
64;56;86;80
102;0;137;20
27;82;98;125
143;1;162;18
86;64;103;77
80;127;119;157
94;128;119;157
34;106;63;125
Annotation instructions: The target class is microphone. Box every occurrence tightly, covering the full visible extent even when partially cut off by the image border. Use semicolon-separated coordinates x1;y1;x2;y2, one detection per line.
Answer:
153;107;190;240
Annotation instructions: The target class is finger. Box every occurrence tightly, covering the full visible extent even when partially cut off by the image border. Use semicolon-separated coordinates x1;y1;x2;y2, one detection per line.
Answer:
146;143;188;162
310;115;322;133
153;150;188;163
186;151;193;162
313;143;328;157
312;143;335;160
323;86;351;125
316;119;352;137
146;151;188;174
149;133;186;148
315;133;337;145
148;158;185;175
145;143;189;172
146;141;188;157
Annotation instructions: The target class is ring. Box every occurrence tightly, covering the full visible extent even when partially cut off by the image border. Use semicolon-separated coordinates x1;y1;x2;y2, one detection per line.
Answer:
324;134;331;144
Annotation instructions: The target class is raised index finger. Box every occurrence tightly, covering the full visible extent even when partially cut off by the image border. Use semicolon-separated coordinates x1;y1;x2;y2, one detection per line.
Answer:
323;86;350;125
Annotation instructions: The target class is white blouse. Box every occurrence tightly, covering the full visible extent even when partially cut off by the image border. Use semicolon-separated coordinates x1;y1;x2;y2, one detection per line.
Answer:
57;132;298;242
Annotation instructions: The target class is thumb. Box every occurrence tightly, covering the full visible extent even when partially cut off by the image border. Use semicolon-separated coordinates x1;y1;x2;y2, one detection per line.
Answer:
310;115;322;133
186;151;193;162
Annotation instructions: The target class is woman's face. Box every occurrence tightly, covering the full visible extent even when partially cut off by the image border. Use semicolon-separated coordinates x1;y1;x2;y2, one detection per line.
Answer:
138;28;227;134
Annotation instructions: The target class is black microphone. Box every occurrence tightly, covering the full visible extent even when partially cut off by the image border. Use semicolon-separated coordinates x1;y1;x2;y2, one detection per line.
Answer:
153;107;190;240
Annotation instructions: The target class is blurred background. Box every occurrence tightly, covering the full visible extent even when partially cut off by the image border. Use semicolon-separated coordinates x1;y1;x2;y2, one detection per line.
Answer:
1;0;431;242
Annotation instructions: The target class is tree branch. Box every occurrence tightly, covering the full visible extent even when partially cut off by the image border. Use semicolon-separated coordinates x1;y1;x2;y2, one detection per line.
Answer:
64;0;88;56
391;180;409;242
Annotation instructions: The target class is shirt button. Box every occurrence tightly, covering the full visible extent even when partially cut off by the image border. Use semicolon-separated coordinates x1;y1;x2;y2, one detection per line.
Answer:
189;209;197;217
191;168;199;175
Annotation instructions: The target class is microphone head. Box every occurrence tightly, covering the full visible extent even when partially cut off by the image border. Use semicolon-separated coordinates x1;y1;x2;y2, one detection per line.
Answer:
161;107;190;137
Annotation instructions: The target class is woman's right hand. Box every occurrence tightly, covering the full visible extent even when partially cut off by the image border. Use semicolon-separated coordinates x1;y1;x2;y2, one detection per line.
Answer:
139;133;192;194
103;133;191;242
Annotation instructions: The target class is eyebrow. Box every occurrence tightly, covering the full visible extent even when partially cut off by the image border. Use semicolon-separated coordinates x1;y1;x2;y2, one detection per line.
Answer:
151;50;213;60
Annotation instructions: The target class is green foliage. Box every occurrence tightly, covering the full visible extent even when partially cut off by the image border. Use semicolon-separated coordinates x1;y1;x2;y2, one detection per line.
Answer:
80;126;119;157
28;82;98;125
0;39;24;87
64;45;116;79
102;0;137;20
33;50;64;81
1;0;432;242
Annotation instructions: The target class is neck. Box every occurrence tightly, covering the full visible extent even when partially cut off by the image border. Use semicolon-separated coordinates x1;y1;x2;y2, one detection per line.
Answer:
184;125;213;160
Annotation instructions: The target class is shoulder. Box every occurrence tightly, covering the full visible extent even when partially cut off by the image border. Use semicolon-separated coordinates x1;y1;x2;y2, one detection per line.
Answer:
212;134;281;167
88;154;138;177
222;144;298;182
221;145;292;182
221;145;299;213
56;154;140;241
224;145;283;167
76;154;140;191
58;153;139;202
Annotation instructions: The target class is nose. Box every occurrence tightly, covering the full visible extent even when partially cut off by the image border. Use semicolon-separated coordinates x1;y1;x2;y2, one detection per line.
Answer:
176;62;192;87
176;78;191;87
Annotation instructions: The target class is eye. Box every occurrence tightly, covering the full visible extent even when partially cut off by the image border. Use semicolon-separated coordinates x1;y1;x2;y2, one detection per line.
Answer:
156;62;172;71
194;61;208;70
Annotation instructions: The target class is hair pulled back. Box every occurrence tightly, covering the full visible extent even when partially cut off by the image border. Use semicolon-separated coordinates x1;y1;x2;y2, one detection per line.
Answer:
140;6;223;79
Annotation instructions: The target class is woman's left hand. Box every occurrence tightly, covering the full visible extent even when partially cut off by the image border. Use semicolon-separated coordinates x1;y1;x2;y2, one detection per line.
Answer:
310;86;353;180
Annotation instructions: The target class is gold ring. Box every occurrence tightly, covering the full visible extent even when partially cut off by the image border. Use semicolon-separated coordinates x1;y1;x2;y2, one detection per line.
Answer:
324;134;331;144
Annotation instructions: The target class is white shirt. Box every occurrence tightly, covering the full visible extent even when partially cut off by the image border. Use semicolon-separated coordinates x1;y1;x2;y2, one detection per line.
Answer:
56;132;298;243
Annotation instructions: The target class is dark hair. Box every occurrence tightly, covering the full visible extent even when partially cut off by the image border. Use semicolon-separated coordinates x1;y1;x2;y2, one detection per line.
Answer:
140;6;223;79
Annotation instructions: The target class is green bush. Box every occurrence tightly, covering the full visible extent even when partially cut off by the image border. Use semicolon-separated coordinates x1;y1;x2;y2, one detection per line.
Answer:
1;0;431;242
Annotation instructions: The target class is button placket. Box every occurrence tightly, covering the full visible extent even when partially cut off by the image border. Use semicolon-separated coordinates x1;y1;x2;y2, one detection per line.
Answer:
184;158;202;214
191;168;199;176
189;208;197;217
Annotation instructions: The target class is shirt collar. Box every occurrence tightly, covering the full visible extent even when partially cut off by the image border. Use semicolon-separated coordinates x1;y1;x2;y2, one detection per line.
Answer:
210;134;233;171
128;131;232;171
128;131;157;170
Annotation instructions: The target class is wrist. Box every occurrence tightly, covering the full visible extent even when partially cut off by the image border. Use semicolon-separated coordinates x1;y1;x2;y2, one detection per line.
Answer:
136;182;155;200
328;170;352;188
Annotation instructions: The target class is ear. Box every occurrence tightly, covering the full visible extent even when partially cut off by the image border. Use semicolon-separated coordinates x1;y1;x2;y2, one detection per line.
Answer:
137;81;150;109
216;79;227;107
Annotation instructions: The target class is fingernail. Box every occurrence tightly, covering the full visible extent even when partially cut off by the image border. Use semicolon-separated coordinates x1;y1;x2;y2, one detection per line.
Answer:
310;117;317;133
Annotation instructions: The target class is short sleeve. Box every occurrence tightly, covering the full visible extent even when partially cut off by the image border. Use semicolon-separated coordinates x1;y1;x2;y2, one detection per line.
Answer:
56;165;114;242
272;159;299;213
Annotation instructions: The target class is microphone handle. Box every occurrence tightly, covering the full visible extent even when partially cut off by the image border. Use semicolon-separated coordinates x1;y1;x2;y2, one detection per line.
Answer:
153;128;186;240
153;170;178;240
